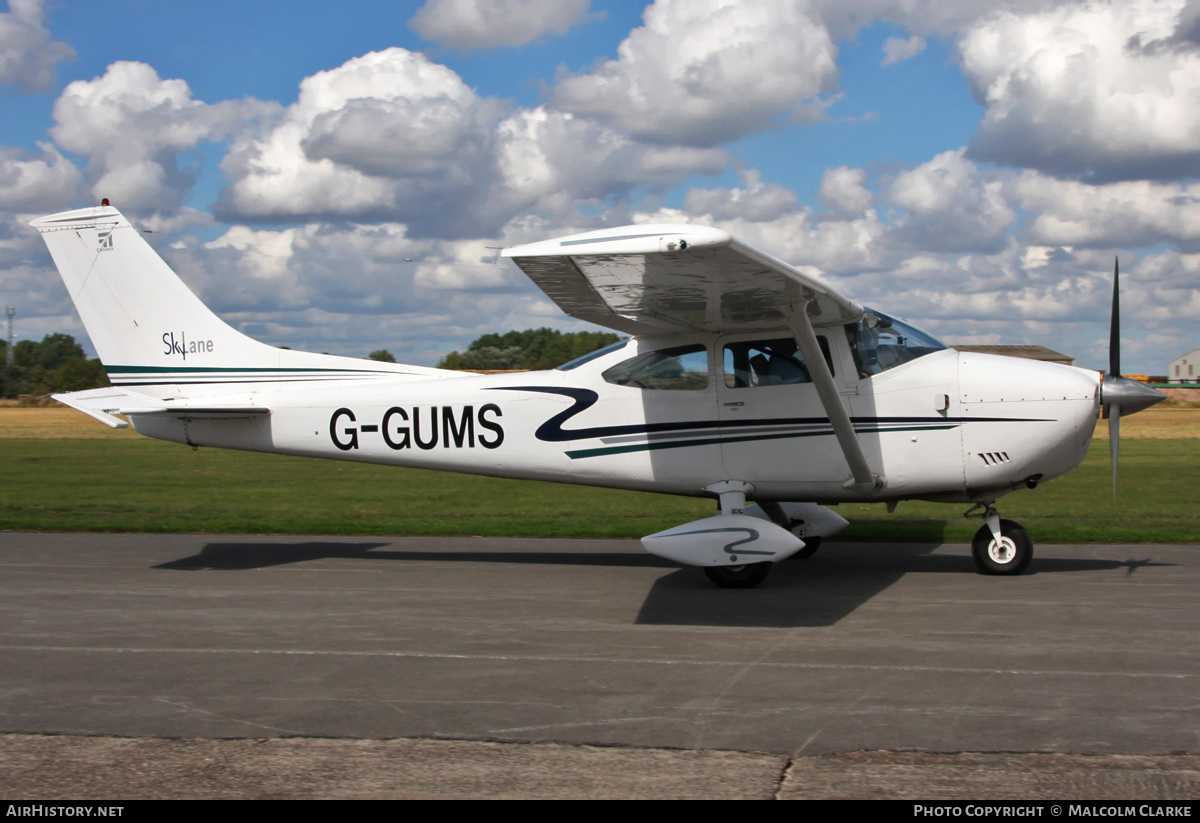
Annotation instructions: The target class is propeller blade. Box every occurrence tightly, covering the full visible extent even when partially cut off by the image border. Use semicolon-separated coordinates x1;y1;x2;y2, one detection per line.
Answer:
1109;257;1120;378
1108;257;1121;495
1099;256;1168;495
1108;404;1120;497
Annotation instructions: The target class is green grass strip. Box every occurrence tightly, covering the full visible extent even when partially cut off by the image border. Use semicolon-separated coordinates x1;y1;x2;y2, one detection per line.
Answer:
0;437;1195;542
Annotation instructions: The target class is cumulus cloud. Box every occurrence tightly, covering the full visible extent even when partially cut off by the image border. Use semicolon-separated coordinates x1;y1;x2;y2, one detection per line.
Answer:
0;0;74;92
0;210;85;346
682;170;798;222
216;49;504;233
882;34;926;65
960;0;1200;181
815;0;1075;40
551;0;838;146
1127;0;1200;52
1011;171;1200;250
1171;0;1200;48
886;149;1015;252
646;194;889;276
410;0;592;50
496;106;727;217
818;166;874;215
50;61;279;214
217;49;728;237
0;141;80;211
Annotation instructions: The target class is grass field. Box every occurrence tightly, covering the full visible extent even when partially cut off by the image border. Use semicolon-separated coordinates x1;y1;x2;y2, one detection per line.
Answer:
1;404;1196;542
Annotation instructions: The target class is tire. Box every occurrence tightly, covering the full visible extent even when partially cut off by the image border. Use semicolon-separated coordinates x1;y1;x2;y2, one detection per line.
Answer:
971;520;1033;575
703;562;771;589
792;535;822;560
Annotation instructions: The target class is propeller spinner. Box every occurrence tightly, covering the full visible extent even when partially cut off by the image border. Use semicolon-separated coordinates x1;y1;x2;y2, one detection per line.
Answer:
1100;258;1167;495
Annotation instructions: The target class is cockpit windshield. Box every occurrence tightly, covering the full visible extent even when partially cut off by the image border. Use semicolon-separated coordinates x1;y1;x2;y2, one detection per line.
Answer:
555;340;629;371
846;309;946;377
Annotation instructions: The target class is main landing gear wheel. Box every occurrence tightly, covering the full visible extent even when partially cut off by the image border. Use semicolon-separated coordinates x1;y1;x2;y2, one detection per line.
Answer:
792;536;822;560
971;519;1033;576
703;562;771;589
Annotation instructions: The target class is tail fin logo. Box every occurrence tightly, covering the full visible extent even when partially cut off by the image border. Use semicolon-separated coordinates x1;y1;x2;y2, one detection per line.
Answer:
97;227;114;252
162;331;213;360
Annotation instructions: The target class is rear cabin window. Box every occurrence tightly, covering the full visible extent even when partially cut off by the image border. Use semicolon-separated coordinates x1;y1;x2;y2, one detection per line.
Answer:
723;337;833;389
602;344;709;390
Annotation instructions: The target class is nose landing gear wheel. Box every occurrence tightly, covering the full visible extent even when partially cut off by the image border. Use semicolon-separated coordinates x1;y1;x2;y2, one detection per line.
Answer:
703;562;772;588
971;519;1033;575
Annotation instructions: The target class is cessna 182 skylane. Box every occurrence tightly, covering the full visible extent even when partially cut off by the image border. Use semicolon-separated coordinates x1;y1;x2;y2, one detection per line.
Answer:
32;205;1165;588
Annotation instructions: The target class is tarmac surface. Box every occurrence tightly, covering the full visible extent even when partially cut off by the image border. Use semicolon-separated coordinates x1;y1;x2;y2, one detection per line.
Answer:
0;532;1196;799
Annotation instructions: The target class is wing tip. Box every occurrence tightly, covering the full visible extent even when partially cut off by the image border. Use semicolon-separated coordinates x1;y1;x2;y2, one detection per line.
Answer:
504;224;730;258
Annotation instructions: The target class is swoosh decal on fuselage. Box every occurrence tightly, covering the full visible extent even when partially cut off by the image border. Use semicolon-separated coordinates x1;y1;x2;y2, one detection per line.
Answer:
489;386;1053;459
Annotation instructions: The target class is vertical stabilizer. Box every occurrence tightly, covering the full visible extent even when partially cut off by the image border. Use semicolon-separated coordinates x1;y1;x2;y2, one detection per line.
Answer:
31;206;278;370
30;206;449;391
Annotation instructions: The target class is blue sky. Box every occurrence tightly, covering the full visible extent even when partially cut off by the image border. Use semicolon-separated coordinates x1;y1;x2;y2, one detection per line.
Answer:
2;0;1198;373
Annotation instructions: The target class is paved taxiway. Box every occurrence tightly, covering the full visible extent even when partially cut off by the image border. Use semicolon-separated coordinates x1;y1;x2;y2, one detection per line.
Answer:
1;533;1196;798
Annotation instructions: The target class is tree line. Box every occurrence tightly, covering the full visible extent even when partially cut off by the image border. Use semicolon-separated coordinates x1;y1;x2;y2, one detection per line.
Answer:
436;328;621;371
2;327;621;399
1;333;109;399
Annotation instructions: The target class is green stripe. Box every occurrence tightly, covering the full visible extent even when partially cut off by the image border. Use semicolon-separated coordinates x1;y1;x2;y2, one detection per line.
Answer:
565;425;959;459
105;365;382;374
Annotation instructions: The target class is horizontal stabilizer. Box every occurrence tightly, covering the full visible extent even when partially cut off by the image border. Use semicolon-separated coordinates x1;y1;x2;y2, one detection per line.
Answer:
52;388;136;428
54;386;270;426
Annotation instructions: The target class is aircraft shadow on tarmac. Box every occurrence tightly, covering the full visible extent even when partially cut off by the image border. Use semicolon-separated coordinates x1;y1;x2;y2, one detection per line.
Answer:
636;549;1175;627
155;542;676;571
152;537;1173;629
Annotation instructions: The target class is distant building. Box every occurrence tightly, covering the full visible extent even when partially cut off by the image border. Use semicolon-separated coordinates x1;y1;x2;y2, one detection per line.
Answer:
1169;348;1200;384
950;344;1074;367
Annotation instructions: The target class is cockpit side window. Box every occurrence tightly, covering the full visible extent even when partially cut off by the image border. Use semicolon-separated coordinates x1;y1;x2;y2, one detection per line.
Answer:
846;309;946;378
601;344;709;390
723;336;832;389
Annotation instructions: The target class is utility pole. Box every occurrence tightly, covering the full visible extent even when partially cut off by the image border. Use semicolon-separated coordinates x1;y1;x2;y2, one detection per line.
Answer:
4;306;12;366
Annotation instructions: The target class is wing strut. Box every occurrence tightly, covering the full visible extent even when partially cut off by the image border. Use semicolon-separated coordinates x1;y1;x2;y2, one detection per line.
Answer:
782;298;885;496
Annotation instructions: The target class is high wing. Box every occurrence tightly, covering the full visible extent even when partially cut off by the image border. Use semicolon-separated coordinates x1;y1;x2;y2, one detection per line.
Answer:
507;223;883;494
503;224;864;336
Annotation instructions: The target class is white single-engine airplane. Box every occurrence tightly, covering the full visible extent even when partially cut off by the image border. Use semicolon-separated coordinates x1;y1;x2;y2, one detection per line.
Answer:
32;205;1165;587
